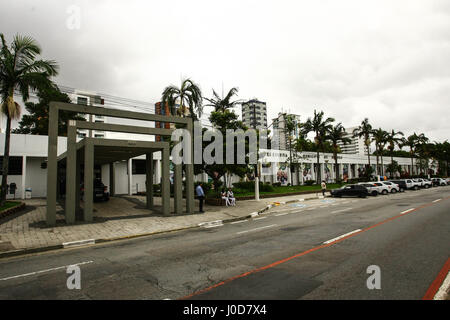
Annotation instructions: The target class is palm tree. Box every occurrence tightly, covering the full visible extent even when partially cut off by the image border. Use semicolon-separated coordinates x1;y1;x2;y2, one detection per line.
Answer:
327;123;351;183
0;34;58;206
301;110;335;184
386;129;404;177
353;118;372;173
371;128;389;176
285;114;297;185
203;87;241;113
401;133;428;176
161;78;202;121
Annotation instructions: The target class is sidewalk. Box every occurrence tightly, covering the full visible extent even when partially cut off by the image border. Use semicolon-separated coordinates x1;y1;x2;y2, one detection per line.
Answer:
0;192;327;258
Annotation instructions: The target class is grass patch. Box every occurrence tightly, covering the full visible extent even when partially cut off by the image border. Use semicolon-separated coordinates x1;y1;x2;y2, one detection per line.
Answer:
0;201;21;212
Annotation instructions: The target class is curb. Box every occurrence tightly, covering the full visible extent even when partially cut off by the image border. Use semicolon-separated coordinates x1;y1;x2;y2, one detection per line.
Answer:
0;195;326;260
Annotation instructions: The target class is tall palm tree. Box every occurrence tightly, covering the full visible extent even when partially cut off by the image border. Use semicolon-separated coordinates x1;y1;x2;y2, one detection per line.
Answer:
402;133;428;176
301;110;335;184
0;34;58;206
285;114;296;185
327;123;351;183
353;118;372;173
203;87;241;113
161;78;202;121
371;128;389;176
386;129;404;177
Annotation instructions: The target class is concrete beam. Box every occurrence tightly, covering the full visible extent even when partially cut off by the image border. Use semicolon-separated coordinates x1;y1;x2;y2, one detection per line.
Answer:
75;121;174;137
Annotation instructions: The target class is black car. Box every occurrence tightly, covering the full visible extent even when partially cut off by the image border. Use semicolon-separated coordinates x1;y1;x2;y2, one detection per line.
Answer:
330;184;368;198
389;180;406;192
81;179;110;202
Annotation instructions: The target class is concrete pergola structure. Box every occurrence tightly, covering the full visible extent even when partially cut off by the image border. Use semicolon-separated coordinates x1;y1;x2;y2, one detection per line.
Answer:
47;102;194;226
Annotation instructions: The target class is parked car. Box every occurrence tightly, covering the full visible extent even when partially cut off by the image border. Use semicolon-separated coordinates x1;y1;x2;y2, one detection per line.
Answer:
432;178;447;186
389;180;408;192
357;183;380;196
413;178;432;189
373;182;390;195
380;181;400;193
422;179;433;188
410;179;422;190
331;184;368;198
81;178;110;202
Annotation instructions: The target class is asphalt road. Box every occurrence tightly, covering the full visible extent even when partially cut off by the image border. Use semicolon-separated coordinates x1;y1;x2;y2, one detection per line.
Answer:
0;186;449;300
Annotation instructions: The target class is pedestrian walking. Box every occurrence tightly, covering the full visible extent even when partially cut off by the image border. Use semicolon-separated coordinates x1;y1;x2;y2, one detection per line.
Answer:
196;183;205;213
321;180;327;196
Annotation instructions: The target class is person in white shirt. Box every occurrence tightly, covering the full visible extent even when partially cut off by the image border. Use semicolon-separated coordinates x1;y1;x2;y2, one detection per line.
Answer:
221;189;230;206
227;188;236;206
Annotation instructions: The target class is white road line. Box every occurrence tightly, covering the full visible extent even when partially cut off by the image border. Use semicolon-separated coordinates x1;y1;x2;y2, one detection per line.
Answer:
230;220;248;224
0;261;94;281
432;199;442;203
306;208;315;211
236;224;277;235
323;229;362;244
275;212;289;217
254;216;267;221
331;207;352;214
400;208;415;215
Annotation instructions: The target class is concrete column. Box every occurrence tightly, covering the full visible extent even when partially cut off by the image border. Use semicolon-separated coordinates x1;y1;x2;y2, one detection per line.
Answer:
21;156;26;200
349;164;353;179
156;158;161;184
65;123;77;224
145;153;153;209
75;154;81;218
84;140;94;222
174;163;182;214
185;120;195;214
320;163;325;183
339;163;344;180
128;158;132;195
46;106;59;226
109;162;115;197
161;146;170;216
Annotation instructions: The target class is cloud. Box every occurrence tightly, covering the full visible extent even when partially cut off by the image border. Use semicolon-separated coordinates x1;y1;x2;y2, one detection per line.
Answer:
1;0;449;142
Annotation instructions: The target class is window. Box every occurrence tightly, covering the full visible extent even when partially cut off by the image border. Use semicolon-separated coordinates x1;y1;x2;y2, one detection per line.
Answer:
132;159;146;174
0;157;23;175
94;134;104;138
77;97;88;105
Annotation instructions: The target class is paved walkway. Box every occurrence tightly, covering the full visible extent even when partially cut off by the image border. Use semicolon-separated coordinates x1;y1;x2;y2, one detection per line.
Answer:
0;192;327;257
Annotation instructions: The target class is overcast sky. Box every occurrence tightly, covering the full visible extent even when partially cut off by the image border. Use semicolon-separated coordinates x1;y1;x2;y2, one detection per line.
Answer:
1;0;449;142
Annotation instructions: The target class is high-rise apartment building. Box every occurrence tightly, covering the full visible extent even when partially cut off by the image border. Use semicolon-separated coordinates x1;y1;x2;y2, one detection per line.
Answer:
271;112;301;150
241;99;268;130
337;126;367;155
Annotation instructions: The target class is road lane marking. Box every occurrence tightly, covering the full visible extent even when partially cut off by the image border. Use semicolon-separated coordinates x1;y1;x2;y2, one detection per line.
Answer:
400;208;415;215
236;224;277;235
254;217;267;221
182;195;450;300
275;212;289;217
230;220;248;224
331;207;352;214
432;199;442;203
0;261;94;281
323;229;362;244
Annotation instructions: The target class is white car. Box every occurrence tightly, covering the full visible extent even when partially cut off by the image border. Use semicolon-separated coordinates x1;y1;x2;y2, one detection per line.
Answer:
380;181;400;193
432;178;447;186
357;183;381;196
413;178;431;189
410;179;422;190
373;182;391;195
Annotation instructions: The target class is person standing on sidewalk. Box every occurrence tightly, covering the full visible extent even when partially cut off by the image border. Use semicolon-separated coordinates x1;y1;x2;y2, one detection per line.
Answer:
321;180;327;196
196;183;205;213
